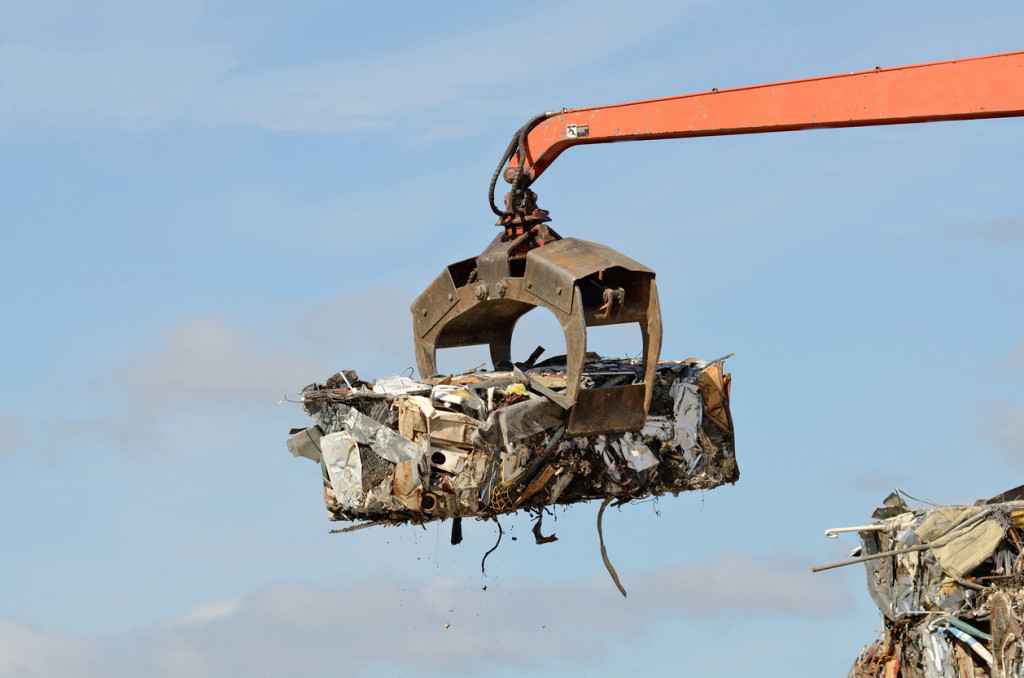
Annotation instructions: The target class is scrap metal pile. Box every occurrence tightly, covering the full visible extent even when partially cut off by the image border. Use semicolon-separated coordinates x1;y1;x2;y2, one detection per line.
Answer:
819;489;1024;678
286;354;736;528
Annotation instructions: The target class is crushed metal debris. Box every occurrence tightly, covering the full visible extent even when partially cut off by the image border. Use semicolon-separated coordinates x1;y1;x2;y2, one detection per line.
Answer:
815;487;1024;677
287;353;737;531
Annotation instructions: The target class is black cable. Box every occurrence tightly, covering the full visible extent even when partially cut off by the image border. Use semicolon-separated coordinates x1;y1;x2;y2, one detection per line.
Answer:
480;517;503;574
509;122;533;218
488;111;558;218
488;133;521;217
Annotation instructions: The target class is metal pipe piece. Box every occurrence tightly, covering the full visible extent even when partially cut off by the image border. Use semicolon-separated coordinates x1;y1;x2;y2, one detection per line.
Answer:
812;544;928;573
824;524;884;539
947;616;993;642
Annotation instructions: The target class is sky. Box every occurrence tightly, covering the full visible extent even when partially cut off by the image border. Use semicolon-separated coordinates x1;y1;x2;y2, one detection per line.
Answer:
1;1;1023;676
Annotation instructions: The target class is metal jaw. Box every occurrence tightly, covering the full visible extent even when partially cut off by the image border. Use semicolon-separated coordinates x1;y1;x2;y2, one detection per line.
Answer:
411;230;662;437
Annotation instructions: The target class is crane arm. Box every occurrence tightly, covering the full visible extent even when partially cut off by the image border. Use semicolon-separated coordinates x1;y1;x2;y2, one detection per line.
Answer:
504;50;1024;187
421;49;1024;435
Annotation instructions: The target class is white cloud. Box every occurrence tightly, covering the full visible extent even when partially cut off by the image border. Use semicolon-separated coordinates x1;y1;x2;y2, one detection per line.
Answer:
0;0;699;135
984;403;1024;467
0;1;239;130
113;317;326;406
41;288;417;455
979;344;1024;466
191;5;655;135
0;619;105;677
971;217;1024;244
992;342;1024;378
164;598;242;629
634;549;847;614
291;288;416;374
0;412;25;455
0;550;846;677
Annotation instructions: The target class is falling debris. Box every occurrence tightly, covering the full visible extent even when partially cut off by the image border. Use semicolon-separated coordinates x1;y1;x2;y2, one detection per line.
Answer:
286;353;737;530
815;487;1024;678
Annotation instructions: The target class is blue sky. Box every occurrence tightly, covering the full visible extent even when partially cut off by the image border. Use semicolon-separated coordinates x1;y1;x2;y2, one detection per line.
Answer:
2;1;1023;676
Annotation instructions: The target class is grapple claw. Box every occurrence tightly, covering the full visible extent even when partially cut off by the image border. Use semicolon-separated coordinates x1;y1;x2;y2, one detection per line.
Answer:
412;230;661;436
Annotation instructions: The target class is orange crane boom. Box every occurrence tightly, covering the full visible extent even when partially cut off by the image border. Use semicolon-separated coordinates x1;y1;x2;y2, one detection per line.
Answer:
417;49;1024;437
504;50;1024;187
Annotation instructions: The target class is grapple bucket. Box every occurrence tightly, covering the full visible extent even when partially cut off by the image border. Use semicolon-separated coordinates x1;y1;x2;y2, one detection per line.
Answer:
412;231;661;436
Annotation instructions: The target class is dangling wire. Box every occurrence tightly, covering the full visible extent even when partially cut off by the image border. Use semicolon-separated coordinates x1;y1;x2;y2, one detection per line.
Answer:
598;497;627;598
480;517;503;575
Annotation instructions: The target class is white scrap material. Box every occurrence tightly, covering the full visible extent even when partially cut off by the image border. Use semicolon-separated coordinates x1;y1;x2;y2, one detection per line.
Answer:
320;431;363;509
286;426;322;462
547;467;575;504
639;417;674;442
334;403;422;464
373;374;432;396
671;382;704;466
431;385;485;414
594;437;622;483
615;432;660;471
429;444;467;473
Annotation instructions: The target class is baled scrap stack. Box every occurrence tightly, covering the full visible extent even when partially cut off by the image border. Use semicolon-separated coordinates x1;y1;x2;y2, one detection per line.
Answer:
286;355;737;526
834;490;1024;678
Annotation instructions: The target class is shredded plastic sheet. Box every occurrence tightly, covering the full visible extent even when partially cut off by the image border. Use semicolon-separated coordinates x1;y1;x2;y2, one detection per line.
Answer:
817;489;1024;678
286;354;737;528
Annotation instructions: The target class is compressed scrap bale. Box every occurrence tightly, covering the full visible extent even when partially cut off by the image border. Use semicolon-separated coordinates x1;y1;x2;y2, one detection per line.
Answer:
831;490;1024;678
288;356;738;527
